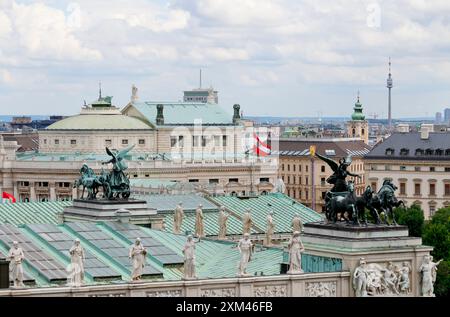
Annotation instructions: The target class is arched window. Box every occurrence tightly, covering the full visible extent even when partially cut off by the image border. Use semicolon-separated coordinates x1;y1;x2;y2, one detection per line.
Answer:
425;148;434;155
361;128;365;135
400;148;409;156
415;148;424;156
352;128;356;136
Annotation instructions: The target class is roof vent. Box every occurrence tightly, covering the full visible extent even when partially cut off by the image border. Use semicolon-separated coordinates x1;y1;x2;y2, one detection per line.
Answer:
396;124;410;133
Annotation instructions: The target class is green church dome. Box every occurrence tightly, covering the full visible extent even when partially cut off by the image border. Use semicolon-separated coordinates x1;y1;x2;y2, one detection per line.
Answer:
351;95;365;121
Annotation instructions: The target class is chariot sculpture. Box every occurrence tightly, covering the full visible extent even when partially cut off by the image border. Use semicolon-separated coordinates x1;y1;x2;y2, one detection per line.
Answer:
74;145;134;200
314;151;404;226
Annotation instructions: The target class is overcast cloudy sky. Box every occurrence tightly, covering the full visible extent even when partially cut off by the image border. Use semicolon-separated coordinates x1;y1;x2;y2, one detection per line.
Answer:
0;0;450;118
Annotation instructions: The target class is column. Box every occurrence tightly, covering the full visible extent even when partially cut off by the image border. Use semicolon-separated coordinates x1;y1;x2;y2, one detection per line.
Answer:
30;183;36;202
49;182;56;201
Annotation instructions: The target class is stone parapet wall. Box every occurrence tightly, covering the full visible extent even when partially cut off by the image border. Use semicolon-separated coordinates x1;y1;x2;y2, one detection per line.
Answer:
0;272;350;297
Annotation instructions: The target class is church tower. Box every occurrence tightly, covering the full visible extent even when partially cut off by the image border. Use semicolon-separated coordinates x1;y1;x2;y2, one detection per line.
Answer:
346;93;369;144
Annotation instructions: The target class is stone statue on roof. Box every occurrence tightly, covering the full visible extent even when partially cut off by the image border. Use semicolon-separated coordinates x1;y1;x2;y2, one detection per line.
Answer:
265;211;275;246
129;238;147;281
218;206;229;239
274;178;286;194
287;231;304;274
292;213;303;233
182;235;198;280
237;233;253;277
173;202;184;234
8;241;25;287
195;204;204;238
67;238;85;287
353;258;368;297
131;85;139;102
242;209;252;235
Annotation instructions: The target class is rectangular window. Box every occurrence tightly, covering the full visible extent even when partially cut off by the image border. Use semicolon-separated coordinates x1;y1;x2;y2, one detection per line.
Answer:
415;167;421;172
54;139;59;145
371;182;377;192
287;176;290;184
282;164;285;171
430;183;436;196
188;179;199;182
229;178;239;183
214;136;220;147
414;183;421;196
445;184;450;196
430;206;436;217
192;136;199;147
105;139;112;146
321;177;326;186
260;177;269;183
287;164;290;172
305;176;309;185
430;167;435;172
138;139;145;145
293;165;296;172
202;136;207;147
305;190;309;200
385;165;391;171
222;135;227;147
70;139;76;145
170;136;177;147
400;182;406;195
178;136;184;147
306;165;309;172
293;176;296;184
321;165;325;172
400;166;406;171
43;139;47;144
299;165;302;172
122;139;128;145
445;167;450;172
209;179;219;184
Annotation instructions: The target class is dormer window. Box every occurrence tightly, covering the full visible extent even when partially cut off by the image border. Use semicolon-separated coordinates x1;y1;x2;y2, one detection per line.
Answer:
400;148;409;156
415;148;424;156
435;149;443;156
445;149;450;156
425;148;434;155
385;148;395;156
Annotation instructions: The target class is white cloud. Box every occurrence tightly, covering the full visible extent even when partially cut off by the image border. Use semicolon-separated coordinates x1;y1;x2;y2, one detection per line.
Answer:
0;69;13;84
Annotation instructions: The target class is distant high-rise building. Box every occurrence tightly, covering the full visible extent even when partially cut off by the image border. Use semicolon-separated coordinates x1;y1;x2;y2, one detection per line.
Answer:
386;57;393;130
435;112;443;123
444;108;450;124
183;69;218;104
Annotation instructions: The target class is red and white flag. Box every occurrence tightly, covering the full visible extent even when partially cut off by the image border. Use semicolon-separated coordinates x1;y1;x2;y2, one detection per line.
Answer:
253;133;271;156
2;192;16;203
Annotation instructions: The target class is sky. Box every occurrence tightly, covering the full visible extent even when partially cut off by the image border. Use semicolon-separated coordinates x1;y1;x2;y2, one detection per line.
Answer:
0;0;450;118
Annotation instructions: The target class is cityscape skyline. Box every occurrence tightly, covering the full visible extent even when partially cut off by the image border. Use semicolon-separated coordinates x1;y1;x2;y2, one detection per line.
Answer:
1;0;450;117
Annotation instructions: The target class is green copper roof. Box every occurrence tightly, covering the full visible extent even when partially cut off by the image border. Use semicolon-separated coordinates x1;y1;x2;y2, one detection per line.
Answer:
351;96;365;121
162;193;323;236
0;201;70;225
127;101;234;125
0;221;284;286
46;114;152;130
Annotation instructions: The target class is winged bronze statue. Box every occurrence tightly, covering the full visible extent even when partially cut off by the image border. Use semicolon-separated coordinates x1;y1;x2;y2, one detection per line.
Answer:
315;152;360;193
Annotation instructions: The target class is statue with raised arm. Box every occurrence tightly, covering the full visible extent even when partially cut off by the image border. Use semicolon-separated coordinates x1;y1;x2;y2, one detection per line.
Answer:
419;255;443;297
195;204;205;238
129;238;147;281
68;239;85;287
8;241;25;287
218;206;229;239
315;152;361;193
101;144;134;199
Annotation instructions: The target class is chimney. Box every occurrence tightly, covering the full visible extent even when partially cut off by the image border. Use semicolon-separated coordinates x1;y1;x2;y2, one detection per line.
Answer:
233;104;241;124
396;124;410;133
420;124;433;140
156;104;164;125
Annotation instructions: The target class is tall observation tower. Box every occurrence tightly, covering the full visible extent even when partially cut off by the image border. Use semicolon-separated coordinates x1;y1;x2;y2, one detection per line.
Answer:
386;57;393;130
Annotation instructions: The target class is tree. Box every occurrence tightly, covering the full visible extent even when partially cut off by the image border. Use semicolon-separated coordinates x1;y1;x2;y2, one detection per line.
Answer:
394;204;424;237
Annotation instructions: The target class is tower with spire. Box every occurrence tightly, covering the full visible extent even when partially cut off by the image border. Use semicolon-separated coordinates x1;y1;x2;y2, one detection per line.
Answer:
387;57;393;130
346;92;369;144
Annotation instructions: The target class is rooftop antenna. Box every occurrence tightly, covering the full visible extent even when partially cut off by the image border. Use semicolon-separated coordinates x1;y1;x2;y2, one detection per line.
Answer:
99;81;102;99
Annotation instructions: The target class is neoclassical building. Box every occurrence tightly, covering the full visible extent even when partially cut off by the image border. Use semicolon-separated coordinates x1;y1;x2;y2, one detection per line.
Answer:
364;128;450;219
0;89;277;201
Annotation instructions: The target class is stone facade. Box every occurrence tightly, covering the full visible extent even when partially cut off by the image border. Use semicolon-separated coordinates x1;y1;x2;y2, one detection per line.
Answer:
0;272;350;297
